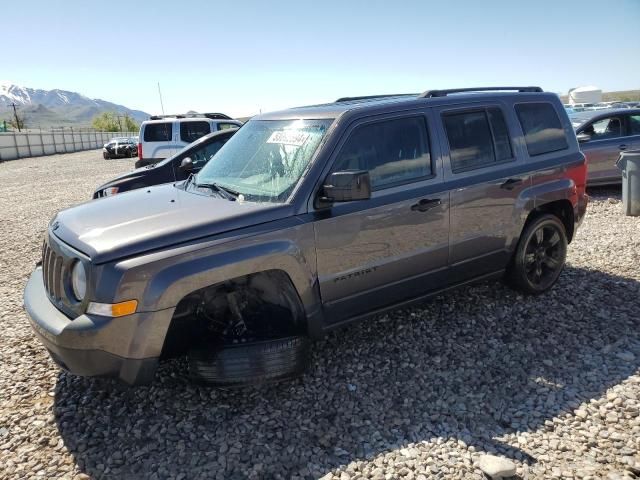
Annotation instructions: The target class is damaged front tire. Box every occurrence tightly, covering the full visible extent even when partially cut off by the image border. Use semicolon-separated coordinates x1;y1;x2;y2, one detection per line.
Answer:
188;336;310;386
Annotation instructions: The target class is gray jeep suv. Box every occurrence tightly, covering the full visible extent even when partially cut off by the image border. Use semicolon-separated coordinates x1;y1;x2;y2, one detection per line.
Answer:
24;87;588;386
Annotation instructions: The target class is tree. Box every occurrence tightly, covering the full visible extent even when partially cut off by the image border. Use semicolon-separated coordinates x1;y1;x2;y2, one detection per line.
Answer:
8;108;27;131
92;112;139;132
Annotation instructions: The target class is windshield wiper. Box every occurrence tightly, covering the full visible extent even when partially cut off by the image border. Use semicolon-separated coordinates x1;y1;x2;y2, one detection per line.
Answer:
194;181;239;201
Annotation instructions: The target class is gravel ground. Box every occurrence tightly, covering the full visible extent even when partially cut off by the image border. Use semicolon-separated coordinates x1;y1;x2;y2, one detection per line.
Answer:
0;151;639;480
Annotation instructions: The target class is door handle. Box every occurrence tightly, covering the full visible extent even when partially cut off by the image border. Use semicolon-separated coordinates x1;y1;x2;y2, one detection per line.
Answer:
619;144;627;151
500;178;523;190
411;198;441;212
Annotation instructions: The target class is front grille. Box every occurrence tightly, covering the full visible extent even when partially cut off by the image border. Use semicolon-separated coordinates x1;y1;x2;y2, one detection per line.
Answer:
41;232;91;318
42;241;65;301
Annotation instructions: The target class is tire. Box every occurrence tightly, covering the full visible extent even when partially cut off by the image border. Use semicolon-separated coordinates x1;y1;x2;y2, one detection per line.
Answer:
188;336;310;387
506;214;568;294
103;152;110;160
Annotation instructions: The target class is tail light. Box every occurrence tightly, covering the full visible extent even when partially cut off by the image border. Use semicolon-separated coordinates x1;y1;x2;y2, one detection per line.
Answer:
138;143;143;159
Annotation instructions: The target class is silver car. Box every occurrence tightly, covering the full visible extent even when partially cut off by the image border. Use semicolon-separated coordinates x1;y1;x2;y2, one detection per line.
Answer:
572;108;640;185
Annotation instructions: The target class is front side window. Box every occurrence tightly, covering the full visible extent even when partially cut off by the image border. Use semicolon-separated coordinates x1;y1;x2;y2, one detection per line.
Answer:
189;139;229;168
583;117;623;140
332;116;431;189
195;119;333;202
180;121;211;143
627;115;640;135
515;103;569;156
144;123;172;142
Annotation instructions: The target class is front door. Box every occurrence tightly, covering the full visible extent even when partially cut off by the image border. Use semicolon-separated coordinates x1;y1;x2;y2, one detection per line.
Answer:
173;134;230;180
626;113;640;152
313;113;450;323
579;114;626;184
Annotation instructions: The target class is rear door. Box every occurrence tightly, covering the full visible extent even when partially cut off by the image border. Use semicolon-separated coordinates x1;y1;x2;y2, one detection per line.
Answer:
142;121;175;160
179;121;212;150
438;103;530;281
313;112;450;322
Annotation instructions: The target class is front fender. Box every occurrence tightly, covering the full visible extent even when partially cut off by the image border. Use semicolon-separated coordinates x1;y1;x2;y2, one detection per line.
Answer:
103;221;319;315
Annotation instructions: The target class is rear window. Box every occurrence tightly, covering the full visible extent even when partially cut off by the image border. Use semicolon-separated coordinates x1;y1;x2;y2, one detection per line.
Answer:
515;103;569;156
443;107;513;172
180;121;211;143
143;123;172;142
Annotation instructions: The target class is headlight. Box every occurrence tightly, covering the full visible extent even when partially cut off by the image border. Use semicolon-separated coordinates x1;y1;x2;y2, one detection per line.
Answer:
103;187;119;196
71;261;86;301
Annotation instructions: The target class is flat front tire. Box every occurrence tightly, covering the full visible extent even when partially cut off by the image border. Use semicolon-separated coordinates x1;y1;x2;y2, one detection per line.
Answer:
506;214;568;294
188;336;310;387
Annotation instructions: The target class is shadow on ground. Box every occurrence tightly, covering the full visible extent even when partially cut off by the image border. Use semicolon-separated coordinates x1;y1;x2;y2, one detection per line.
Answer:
53;265;640;479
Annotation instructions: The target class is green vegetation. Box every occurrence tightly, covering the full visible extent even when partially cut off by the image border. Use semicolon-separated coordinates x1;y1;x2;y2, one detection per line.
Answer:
92;112;139;132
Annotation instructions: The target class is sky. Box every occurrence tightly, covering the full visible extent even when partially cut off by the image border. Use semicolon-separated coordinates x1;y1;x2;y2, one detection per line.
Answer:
3;0;640;118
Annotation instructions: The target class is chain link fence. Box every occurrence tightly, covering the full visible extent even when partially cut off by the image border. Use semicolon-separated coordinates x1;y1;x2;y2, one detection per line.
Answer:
0;128;138;161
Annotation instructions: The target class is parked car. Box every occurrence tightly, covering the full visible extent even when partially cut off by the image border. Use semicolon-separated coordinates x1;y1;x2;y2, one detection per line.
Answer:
94;128;238;198
571;108;640;185
136;113;242;167
24;86;588;386
102;137;138;159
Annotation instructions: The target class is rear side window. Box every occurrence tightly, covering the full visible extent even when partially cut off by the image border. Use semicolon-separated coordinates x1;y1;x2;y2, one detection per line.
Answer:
515;103;568;156
218;123;239;131
333;116;431;189
144;123;172;142
443;108;513;172
180;121;211;143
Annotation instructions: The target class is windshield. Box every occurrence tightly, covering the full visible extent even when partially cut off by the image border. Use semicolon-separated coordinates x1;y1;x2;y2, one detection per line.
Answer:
194;119;333;203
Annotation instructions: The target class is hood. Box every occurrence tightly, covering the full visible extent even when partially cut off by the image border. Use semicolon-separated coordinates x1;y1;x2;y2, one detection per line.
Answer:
95;165;157;191
53;183;292;264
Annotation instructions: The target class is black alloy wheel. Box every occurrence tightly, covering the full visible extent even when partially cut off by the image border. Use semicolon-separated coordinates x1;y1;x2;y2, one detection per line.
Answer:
507;214;568;294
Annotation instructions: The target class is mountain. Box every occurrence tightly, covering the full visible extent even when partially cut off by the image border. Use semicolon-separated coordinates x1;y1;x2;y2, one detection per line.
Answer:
0;81;150;128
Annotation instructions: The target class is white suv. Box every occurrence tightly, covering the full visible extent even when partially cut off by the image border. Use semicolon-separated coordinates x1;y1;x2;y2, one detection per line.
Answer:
136;113;242;167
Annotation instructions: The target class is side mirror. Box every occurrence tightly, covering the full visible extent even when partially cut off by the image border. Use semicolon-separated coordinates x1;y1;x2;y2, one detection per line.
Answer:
179;157;194;172
576;133;591;143
320;170;371;203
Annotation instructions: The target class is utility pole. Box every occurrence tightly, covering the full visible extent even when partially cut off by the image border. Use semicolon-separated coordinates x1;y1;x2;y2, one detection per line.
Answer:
10;103;21;132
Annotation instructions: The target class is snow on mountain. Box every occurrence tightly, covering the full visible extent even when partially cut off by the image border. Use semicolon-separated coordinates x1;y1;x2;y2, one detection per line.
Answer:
0;81;149;126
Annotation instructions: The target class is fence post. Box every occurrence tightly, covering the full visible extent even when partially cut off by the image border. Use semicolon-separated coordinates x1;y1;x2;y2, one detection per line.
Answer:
25;132;33;158
40;128;44;156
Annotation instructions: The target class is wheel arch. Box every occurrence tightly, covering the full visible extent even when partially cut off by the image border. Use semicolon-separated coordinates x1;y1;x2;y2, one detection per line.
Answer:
525;198;575;243
160;269;308;358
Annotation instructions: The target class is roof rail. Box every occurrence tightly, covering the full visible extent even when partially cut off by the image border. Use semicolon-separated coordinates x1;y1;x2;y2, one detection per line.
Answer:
419;86;543;98
148;112;232;120
335;94;417;103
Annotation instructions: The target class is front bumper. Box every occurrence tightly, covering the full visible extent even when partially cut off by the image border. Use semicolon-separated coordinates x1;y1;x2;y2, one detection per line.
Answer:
23;268;172;385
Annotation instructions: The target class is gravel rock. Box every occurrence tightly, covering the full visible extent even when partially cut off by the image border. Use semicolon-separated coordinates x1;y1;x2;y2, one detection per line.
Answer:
0;156;639;479
478;455;517;479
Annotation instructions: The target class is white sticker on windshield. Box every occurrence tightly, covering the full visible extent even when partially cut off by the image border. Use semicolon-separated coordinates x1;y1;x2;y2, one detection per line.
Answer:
267;130;309;146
